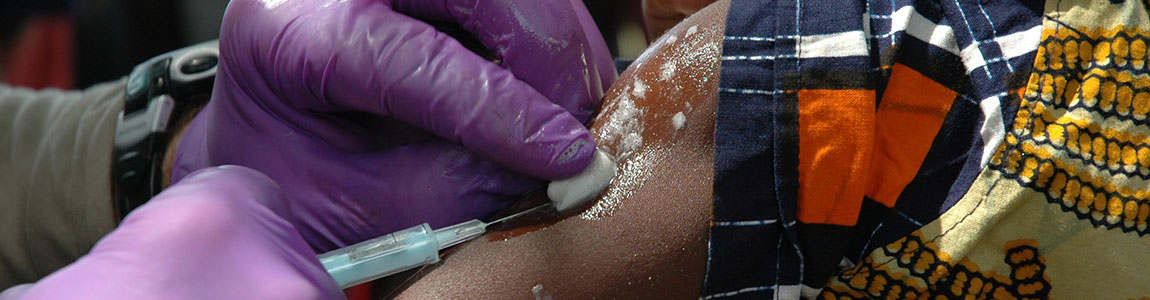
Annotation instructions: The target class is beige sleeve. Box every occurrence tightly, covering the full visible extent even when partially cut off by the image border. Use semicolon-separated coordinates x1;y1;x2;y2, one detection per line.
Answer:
0;80;124;289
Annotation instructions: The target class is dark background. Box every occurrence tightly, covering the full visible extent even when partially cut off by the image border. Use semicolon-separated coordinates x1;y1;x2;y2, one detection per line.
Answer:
0;0;642;89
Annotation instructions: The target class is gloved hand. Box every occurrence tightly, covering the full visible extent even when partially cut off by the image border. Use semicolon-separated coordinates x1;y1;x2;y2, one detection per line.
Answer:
172;0;616;251
0;166;342;300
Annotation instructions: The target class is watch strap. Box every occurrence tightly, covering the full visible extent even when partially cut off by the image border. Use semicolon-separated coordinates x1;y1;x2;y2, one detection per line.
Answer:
112;40;218;219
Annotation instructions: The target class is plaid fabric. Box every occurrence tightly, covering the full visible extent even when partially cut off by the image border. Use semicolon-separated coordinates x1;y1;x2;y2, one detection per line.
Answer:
822;1;1150;298
705;0;1044;298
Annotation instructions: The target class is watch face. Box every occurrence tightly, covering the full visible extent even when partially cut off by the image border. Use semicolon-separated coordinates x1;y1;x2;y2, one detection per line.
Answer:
180;55;218;75
126;65;149;99
168;40;220;85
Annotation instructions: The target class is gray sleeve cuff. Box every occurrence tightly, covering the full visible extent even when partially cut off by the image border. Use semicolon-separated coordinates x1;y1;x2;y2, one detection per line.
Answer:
0;80;125;288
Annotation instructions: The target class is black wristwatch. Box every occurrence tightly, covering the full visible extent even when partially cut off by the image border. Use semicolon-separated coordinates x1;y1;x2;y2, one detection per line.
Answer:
113;40;219;219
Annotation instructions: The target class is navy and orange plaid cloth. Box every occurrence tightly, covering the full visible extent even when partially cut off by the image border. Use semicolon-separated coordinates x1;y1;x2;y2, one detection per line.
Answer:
706;0;1150;298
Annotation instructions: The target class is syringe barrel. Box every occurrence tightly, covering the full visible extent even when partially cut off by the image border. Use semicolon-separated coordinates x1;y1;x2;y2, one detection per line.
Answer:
318;223;440;288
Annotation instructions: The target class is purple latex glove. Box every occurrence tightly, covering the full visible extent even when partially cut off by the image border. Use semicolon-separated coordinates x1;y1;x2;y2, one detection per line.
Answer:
172;0;616;251
0;166;342;300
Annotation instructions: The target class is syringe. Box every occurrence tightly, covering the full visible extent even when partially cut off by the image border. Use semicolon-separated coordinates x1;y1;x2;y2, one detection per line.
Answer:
319;149;617;288
320;149;618;288
319;204;552;288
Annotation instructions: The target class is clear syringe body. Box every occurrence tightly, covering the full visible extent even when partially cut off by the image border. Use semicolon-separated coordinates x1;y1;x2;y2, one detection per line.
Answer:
318;220;487;288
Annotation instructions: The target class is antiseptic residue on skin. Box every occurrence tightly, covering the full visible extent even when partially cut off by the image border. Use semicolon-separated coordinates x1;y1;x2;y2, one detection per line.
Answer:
581;20;720;221
531;284;553;300
660;61;676;81
597;81;646;160
672;112;686;130
632;79;647;98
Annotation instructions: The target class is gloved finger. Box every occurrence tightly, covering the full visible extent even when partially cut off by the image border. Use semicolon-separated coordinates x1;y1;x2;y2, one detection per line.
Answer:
13;166;341;299
390;0;616;122
153;165;291;219
567;0;619;97
249;1;596;179
366;140;544;229
287;140;543;250
114;166;337;294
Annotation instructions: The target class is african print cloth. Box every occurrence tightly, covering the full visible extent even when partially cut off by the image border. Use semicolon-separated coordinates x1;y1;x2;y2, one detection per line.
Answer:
706;0;1150;299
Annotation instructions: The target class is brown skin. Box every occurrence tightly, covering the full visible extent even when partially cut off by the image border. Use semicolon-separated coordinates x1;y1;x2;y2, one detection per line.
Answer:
393;1;727;299
161;106;204;189
642;0;718;41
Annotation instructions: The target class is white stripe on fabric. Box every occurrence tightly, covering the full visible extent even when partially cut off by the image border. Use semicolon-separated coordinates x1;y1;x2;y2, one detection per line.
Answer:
979;94;1006;167
713;219;778;226
722;55;789;61
960;43;990;74
703;284;825;300
723;35;800;42
700;286;774;299
798;30;870;58
857;223;885;262
951;0;995;79
890;6;961;54
776;284;801;300
976;0;1015;72
998;25;1043;64
774;284;822;300
790;241;805;299
719;88;784;95
960;25;1042;74
725;36;774;42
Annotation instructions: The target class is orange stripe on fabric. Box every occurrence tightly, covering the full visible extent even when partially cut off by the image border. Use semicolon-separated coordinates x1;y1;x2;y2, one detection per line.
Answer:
798;89;875;226
865;63;957;207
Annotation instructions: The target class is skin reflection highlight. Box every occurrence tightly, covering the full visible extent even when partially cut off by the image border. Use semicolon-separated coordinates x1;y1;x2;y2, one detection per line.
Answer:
581;146;667;220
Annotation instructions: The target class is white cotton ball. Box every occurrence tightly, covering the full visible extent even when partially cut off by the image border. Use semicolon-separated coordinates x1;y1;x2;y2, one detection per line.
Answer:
547;149;617;212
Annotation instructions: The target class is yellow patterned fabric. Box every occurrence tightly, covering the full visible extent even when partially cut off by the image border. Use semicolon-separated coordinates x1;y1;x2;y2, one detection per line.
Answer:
821;1;1150;298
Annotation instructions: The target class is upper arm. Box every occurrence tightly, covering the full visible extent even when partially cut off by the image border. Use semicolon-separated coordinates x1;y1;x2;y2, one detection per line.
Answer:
392;1;729;298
